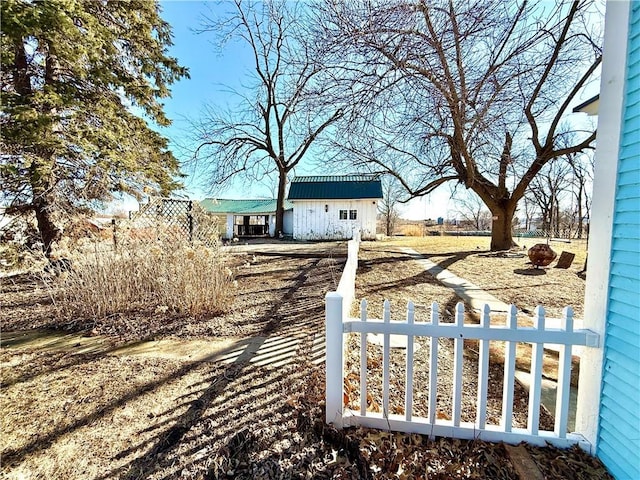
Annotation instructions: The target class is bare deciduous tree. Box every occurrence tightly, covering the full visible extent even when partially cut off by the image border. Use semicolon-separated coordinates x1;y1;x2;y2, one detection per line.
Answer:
190;0;342;236
525;129;594;238
568;150;594;238
527;160;572;236
453;191;492;231
379;175;404;236
313;0;601;250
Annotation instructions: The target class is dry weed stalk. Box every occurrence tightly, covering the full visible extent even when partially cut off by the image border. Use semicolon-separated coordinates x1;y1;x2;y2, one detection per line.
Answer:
399;224;425;237
54;234;234;319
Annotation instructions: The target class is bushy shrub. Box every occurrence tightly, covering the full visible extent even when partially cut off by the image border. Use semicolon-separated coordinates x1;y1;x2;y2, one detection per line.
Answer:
54;235;235;319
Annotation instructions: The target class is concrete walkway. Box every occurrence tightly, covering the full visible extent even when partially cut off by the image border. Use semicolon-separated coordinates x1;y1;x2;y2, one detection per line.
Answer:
399;247;511;313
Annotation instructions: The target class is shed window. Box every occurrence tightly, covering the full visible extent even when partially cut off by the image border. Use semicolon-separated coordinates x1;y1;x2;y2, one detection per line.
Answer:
349;210;357;220
339;210;348;219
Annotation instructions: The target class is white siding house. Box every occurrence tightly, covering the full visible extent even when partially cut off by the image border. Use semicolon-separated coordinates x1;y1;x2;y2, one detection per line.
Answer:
287;175;382;241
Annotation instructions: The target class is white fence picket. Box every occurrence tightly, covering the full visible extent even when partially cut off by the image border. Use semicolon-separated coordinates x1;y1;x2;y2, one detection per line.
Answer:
405;302;415;422
382;300;391;419
476;304;490;430
452;302;464;427
360;299;368;417
528;305;546;435
555;307;574;438
501;305;517;432
428;302;439;425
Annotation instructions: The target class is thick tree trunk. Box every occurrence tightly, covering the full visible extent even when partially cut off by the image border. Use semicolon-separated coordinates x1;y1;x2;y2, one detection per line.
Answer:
33;196;61;258
274;169;287;237
29;158;61;257
490;203;517;251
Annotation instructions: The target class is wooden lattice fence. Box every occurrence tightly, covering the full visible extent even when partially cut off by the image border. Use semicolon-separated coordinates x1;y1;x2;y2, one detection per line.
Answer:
117;197;221;247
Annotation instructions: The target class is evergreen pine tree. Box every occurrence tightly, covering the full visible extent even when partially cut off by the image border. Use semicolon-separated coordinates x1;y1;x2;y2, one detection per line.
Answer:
1;0;188;255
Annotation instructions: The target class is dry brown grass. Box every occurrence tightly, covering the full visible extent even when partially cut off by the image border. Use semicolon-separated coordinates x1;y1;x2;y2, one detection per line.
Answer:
377;235;587;319
0;349;221;479
0;241;613;479
388;234;588;266
398;224;425;236
347;245;557;429
51;236;235;320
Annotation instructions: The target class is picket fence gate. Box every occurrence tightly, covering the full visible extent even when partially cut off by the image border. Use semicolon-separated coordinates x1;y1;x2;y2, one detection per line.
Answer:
325;294;600;449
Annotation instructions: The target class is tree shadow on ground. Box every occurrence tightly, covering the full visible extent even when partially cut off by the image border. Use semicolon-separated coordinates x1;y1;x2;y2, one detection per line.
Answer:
2;245;345;479
417;250;481;271
514;268;547;276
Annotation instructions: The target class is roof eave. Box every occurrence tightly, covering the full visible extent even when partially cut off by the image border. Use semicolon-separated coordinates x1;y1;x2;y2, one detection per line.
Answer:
573;94;600;115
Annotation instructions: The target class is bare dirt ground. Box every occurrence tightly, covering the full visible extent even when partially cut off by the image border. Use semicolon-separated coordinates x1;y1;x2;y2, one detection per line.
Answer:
0;238;611;479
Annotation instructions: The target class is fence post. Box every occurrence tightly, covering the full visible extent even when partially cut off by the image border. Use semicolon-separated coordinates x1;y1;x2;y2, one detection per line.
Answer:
111;218;117;251
326;292;344;428
187;200;194;243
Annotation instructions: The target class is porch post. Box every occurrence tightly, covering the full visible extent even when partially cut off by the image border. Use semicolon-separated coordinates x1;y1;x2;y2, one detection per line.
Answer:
575;0;630;452
325;292;344;428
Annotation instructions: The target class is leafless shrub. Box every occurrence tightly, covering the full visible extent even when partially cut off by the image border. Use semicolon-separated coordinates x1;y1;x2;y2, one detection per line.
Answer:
53;235;235;320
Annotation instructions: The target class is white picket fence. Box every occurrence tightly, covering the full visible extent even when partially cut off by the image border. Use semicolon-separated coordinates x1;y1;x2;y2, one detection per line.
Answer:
335;231;360;320
325;292;600;449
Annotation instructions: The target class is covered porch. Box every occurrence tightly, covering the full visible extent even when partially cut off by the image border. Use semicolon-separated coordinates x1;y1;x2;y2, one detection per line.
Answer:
199;198;293;240
234;214;270;237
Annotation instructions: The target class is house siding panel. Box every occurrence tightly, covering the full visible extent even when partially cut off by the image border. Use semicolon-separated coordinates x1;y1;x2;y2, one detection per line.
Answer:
611;237;639;252
601;360;639;398
612;197;640;214
607;298;640;324
615;171;640;189
597;3;640;479
609;262;638;279
611;249;640;266
598;432;638;477
291;199;378;240
613;210;640;225
600;406;633;444
614;183;640;200
602;329;638;357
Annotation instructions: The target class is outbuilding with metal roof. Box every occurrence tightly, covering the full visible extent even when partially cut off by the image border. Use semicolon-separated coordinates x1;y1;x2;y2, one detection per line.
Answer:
200;198;293;239
287;175;382;240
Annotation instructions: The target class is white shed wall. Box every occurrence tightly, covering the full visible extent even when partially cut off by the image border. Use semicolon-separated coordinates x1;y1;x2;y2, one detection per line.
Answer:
283;210;293;236
225;214;234;239
292;199;378;240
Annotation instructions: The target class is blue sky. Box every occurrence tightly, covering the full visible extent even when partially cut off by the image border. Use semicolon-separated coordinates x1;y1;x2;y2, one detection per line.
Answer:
142;1;600;222
153;1;451;219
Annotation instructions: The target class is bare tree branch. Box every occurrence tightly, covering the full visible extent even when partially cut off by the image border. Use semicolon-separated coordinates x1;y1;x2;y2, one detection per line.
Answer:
190;0;344;235
312;0;601;250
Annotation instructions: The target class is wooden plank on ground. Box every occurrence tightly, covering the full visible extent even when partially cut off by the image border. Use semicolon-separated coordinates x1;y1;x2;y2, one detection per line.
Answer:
504;444;545;480
555;251;575;268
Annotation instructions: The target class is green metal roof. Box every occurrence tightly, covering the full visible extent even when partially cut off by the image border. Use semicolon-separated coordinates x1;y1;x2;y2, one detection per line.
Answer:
199;198;293;214
287;175;383;200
